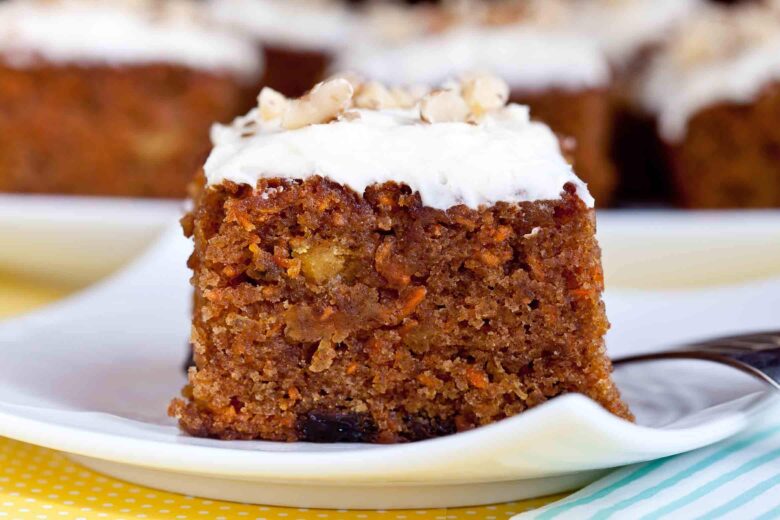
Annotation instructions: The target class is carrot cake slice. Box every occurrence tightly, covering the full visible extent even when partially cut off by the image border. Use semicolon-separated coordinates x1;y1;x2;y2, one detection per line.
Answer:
638;2;780;208
0;0;262;198
169;75;632;443
332;0;616;206
208;0;356;98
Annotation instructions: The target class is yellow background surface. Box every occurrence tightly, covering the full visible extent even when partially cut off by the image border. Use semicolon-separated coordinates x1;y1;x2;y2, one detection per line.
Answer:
0;276;563;519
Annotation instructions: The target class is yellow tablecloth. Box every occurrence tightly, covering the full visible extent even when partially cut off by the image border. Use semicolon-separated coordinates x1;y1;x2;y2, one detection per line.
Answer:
0;274;564;519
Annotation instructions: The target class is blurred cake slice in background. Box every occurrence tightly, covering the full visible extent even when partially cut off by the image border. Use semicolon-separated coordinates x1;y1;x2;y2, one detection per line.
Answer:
209;0;357;98
0;0;263;199
568;0;706;205
332;0;618;206
638;2;780;208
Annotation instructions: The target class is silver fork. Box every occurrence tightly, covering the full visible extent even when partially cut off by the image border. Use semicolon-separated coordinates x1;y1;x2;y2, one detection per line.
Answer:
613;331;780;391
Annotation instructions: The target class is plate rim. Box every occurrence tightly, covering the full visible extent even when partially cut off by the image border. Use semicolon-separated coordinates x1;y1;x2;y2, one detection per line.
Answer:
0;391;775;483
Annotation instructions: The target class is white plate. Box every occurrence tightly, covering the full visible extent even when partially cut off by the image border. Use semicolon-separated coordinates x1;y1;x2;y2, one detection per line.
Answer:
0;202;780;509
0;194;182;287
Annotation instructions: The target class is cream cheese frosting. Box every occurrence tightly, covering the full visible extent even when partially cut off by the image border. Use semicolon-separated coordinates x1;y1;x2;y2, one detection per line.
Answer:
333;25;609;93
0;0;262;77
208;0;357;51
205;95;592;210
639;3;780;142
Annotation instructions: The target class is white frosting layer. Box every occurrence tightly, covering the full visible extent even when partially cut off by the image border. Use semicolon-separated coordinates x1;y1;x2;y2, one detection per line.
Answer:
0;0;262;77
205;105;593;209
639;5;780;142
333;26;609;92
571;0;703;67
208;0;356;51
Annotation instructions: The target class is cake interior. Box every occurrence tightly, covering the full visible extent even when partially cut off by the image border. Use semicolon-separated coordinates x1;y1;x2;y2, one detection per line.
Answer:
171;177;631;443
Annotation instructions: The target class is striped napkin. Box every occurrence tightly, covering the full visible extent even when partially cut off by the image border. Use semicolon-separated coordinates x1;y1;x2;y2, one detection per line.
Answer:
516;403;780;520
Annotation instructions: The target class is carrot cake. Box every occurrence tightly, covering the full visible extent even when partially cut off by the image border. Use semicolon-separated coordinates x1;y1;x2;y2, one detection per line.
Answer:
638;2;780;208
169;75;632;443
208;0;356;98
332;1;617;206
0;0;262;198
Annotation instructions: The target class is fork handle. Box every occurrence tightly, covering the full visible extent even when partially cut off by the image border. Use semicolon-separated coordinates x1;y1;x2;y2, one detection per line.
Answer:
613;331;780;391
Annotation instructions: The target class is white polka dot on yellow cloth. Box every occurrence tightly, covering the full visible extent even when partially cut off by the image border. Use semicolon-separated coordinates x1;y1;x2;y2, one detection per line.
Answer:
0;437;564;520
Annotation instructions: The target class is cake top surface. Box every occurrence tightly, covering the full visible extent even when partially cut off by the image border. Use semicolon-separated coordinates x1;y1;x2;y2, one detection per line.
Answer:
332;1;609;92
0;0;262;76
208;0;357;51
639;2;780;141
205;75;593;210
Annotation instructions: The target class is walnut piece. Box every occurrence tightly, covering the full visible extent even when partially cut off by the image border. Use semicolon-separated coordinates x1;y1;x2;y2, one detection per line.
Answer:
309;339;337;372
339;110;362;122
462;75;510;116
257;87;288;122
282;78;354;130
420;89;470;123
326;71;364;92
251;72;513;131
296;242;345;284
390;86;423;108
354;81;398;109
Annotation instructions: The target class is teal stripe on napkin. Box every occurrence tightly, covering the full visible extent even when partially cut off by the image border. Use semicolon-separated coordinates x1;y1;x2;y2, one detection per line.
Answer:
700;473;780;519
517;405;780;520
644;445;780;519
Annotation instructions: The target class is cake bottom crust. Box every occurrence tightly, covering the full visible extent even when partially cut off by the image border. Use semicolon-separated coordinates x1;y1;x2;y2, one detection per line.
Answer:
171;177;632;443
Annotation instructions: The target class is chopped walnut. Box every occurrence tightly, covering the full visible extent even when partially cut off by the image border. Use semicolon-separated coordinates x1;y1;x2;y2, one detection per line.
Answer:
296;242;346;284
462;75;510;117
309;339;337;372
257;87;288;122
325;71;364;92
282;78;354;130
251;72;513;131
354;81;398;109
390;86;422;108
339;110;362;122
420;89;470;123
